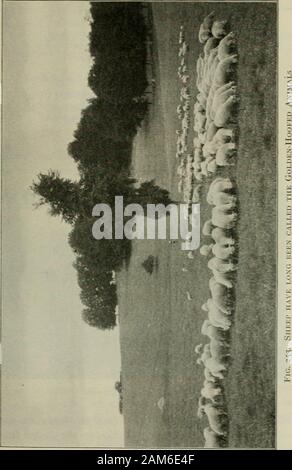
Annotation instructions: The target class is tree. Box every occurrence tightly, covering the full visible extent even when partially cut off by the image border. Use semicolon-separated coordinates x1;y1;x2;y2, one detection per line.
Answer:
31;170;80;223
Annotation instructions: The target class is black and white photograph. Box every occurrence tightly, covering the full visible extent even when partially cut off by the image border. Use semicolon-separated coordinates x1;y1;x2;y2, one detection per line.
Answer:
2;0;278;449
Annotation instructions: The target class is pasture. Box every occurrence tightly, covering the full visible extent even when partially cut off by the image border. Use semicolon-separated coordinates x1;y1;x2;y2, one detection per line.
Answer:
117;2;276;448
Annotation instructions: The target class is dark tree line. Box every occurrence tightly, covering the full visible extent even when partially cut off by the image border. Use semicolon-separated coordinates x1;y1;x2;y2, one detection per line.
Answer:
31;2;171;330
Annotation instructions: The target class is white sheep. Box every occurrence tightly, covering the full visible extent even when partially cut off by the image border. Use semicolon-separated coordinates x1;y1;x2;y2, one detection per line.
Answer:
211;205;237;230
202;219;213;237
201;160;210;177
202;298;232;330
204;36;220;57
203;141;217;157
201;379;222;402
214;95;237;128
214;55;238;88
193;138;203;151
197;396;208;418
218;31;236;61
211;83;236;118
197;92;207;109
181;75;190;85
212;242;236;260
213;269;234;289
211;20;228;39
201;403;228;436
200;243;235;260
204;367;216;383
203;427;223;448
207;177;234;205
205;121;218;143
209;276;232;315
211;227;235;245
216;142;237;166
199;24;212;44
194;101;205;114
203;357;227;379
213;127;234;145
201;319;228;343
208;256;237;274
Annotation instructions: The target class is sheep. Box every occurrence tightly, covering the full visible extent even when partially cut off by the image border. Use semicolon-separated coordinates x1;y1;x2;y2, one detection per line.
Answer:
202;11;216;29
200;244;212;257
216;142;237;166
201;379;222;402
193;161;202;172
201;160;210;177
194;148;203;164
201;343;211;363
204;367;216;383
201;319;228;344
213;127;235;145
203;141;217;158
181;75;190;85
218;32;236;61
194;101;205;114
194;170;204;182
199;24;212;44
193;138;203;151
203;427;223;448
213;55;238;88
205;122;218;143
209;276;232;315
200;243;235;260
197;396;208;418
213;269;234;289
206;56;220;87
194;113;207;134
197;92;207;109
202;219;213;237
212;242;236;260
207;158;218;174
211;227;235;245
211;83;236;118
207;177;236;205
196;55;205;81
211;206;237;230
204;36;220;57
214;95;237;128
203;357;227;379
203;403;228;435
208;177;234;194
211;20;228;39
179;41;189;57
208;256;237;274
202;298;232;330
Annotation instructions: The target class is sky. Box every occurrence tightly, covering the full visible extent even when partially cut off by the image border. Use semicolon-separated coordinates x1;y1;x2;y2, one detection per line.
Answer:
2;0;124;447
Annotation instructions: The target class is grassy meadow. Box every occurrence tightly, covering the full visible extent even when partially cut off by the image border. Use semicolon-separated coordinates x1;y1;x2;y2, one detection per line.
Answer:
117;2;277;448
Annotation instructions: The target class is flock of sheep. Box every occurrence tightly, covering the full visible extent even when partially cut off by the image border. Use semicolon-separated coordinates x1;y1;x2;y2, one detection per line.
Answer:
175;13;239;448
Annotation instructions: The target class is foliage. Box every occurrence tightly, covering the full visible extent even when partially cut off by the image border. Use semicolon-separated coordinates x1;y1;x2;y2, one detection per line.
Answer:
31;2;172;331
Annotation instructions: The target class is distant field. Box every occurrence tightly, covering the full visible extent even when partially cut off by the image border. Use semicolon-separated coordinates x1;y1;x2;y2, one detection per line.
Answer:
117;2;276;448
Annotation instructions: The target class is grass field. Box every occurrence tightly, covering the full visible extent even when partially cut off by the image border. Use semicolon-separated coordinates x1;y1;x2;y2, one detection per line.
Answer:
117;2;277;448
